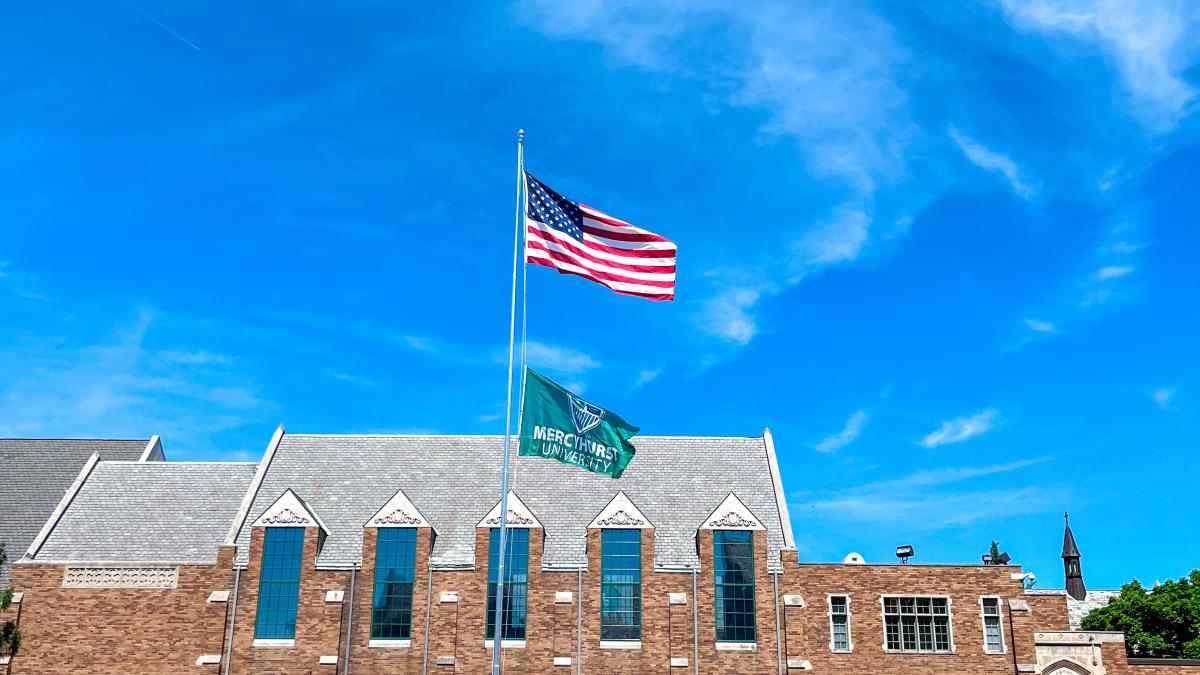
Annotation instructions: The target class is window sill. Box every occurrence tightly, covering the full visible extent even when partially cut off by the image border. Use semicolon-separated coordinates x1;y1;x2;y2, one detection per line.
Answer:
253;639;295;648
484;640;527;649
369;639;412;648
600;640;642;650
830;648;853;654
716;642;757;651
883;649;956;655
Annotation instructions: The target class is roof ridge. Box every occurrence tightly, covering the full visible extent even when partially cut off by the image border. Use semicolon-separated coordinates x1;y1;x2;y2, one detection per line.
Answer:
0;437;150;442
284;433;765;440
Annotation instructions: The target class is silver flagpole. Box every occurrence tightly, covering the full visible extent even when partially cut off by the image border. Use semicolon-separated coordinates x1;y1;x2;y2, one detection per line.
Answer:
491;128;524;675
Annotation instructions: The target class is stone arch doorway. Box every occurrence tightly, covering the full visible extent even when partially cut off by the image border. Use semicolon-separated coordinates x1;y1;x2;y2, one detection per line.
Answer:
1043;660;1093;675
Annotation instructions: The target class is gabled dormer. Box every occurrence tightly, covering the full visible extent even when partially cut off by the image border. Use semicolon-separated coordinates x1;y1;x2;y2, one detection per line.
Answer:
700;492;766;531
588;491;653;530
252;488;330;552
364;488;435;532
477;490;543;529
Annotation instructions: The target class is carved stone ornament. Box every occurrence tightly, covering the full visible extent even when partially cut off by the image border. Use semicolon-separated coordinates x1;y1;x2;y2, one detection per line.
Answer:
485;509;535;526
596;510;645;527
260;508;312;525
373;509;423;526
707;511;759;528
63;566;178;589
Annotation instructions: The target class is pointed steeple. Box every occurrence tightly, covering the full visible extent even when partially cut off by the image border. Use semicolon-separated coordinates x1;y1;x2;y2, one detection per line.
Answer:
1062;512;1086;601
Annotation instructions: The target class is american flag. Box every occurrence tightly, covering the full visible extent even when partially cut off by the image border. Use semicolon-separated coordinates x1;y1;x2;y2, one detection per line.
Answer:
524;172;676;301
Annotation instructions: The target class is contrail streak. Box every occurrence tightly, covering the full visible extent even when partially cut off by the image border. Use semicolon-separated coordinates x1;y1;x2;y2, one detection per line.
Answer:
134;5;203;52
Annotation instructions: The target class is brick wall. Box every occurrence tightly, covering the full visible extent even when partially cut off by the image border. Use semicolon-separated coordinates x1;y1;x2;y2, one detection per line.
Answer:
7;553;232;674
777;550;1043;675
16;524;1196;675
230;527;346;674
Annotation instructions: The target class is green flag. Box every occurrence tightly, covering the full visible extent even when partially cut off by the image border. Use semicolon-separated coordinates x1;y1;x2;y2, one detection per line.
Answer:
518;368;639;478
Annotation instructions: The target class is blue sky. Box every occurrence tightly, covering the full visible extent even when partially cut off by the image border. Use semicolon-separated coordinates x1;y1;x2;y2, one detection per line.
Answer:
1;1;1197;589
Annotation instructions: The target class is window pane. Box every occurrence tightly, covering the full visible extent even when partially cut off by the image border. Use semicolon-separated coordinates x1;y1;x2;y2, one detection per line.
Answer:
254;528;304;639
882;596;953;654
370;528;418;640
486;528;529;640
601;529;642;641
714;530;755;642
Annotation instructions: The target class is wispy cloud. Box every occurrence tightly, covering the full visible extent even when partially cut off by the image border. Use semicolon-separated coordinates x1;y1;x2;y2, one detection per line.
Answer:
0;307;274;456
793;457;1056;530
523;342;601;376
1023;318;1056;333
134;6;203;52
919;408;999;448
815;410;869;453
997;0;1199;131
948;126;1037;199
325;369;378;387
630;368;662;391
1095;265;1134;280
521;0;916;348
1152;388;1176;410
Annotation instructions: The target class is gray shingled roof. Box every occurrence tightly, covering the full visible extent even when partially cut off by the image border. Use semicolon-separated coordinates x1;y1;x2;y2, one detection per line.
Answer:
32;461;258;564
233;434;789;572
0;439;148;585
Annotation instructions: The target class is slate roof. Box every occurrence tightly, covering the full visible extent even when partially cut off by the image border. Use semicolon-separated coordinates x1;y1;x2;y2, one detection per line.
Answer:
31;461;258;564
0;439;149;585
232;433;790;572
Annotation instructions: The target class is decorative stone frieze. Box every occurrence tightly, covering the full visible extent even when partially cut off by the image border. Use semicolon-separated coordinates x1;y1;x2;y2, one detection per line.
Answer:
62;566;178;589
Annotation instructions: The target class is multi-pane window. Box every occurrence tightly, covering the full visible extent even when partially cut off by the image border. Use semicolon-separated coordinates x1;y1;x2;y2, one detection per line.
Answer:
600;529;642;641
981;597;1003;653
370;528;417;640
883;596;953;654
713;530;756;642
829;595;851;652
486;528;529;640
254;527;303;639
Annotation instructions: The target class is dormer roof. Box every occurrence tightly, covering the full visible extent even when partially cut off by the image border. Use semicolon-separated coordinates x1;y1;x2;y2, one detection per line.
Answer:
476;491;543;529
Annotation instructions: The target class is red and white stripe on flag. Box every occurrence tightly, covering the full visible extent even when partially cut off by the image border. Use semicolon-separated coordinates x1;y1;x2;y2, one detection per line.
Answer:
525;204;677;301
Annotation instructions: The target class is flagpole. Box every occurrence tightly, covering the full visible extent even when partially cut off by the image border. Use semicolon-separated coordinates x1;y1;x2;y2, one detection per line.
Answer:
491;128;524;675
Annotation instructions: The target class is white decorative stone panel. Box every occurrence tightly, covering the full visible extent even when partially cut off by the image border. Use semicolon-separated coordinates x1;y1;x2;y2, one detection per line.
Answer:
207;590;230;603
477;491;542;529
670;657;689;667
669;592;687;605
195;655;221;666
783;594;805;607
589;491;653;529
436;656;456;666
700;493;765;531
787;659;812;670
440;591;459;604
555;591;573;604
319;655;338;665
364;488;433;529
553;656;572;666
325;590;344;604
252;489;328;532
63;566;178;589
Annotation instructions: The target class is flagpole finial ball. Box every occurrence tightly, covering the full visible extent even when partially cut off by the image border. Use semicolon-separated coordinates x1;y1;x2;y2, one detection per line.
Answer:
518;128;524;138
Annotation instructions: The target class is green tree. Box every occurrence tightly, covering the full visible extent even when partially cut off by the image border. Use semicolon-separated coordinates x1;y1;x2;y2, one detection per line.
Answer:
1080;570;1200;658
987;541;1002;564
1;540;21;659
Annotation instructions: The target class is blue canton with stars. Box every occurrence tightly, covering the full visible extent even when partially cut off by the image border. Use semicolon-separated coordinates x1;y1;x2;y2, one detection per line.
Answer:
525;172;584;242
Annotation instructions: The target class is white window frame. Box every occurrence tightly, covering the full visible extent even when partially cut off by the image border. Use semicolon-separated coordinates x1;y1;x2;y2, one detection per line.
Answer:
979;596;1005;654
827;594;853;653
879;595;956;655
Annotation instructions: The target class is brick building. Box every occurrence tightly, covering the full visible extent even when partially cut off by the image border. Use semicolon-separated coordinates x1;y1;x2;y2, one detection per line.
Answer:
3;427;1199;674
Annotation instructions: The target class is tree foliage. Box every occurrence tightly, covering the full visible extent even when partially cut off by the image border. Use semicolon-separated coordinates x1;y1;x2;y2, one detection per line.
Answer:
1;540;22;658
1080;570;1200;658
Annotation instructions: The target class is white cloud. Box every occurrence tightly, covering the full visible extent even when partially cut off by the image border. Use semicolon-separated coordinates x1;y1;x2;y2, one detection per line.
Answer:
521;0;915;347
998;0;1200;131
630;368;661;390
0;308;274;456
524;342;601;376
919;408;1000;448
325;369;378;387
700;285;762;345
1023;318;1056;333
948;126;1037;199
793;457;1055;529
1095;265;1134;280
815;410;869;453
1151;388;1176;410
